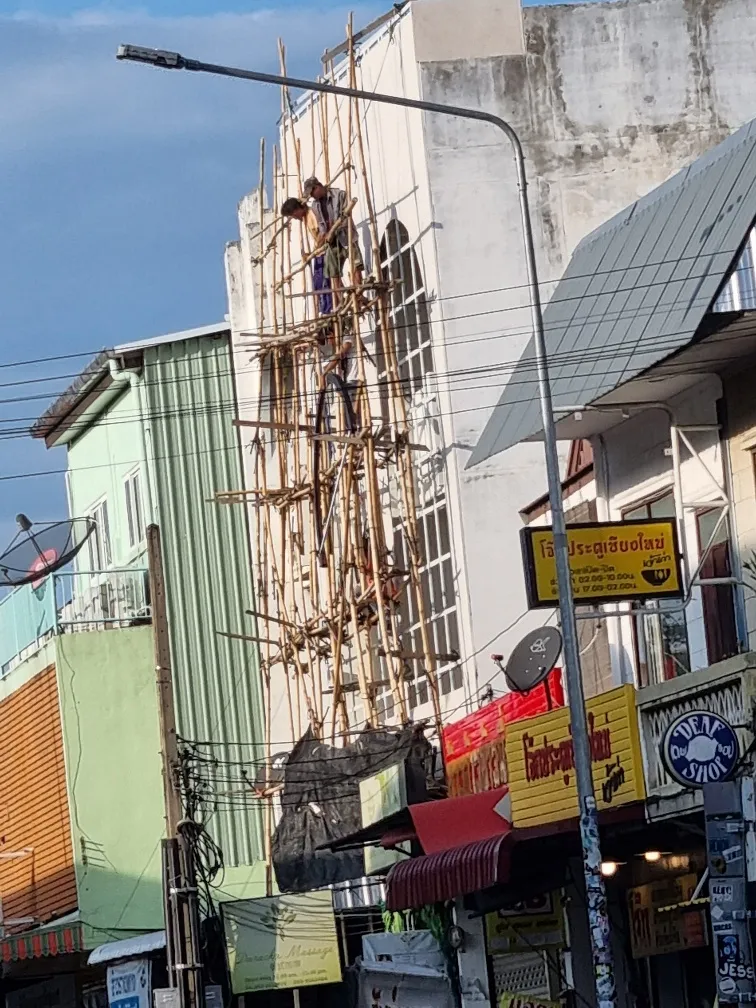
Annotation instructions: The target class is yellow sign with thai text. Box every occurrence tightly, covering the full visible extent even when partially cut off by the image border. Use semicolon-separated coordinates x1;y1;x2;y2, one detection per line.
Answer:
500;994;561;1008
520;519;682;608
505;685;645;828
222;891;341;994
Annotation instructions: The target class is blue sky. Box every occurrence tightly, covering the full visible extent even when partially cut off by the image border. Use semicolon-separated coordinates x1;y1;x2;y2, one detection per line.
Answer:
0;0;382;545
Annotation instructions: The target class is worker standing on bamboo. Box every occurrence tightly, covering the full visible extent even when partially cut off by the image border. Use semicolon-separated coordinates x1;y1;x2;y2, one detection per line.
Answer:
281;178;366;385
303;176;366;300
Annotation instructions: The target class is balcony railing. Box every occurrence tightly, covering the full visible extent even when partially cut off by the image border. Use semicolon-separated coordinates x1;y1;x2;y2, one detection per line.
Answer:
0;568;151;676
54;569;151;631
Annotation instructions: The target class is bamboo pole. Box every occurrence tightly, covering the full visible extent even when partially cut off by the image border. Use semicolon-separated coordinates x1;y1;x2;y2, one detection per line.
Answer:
346;23;441;727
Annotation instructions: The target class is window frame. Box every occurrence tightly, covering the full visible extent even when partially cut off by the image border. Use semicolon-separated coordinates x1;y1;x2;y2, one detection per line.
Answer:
123;467;146;552
621;489;690;686
373;219;462;720
86;496;112;575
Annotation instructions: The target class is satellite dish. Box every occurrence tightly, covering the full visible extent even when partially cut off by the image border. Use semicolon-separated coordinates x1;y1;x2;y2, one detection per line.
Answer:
504;626;563;695
0;515;95;588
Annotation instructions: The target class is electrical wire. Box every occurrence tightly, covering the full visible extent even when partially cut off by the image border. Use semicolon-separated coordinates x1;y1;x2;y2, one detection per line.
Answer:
0;279;742;426
0;240;740;377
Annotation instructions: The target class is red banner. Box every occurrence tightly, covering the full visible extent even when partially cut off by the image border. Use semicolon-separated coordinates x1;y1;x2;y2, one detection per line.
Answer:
442;668;564;798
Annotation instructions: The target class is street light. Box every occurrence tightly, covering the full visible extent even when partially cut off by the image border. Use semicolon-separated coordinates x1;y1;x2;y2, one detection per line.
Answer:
116;42;617;1008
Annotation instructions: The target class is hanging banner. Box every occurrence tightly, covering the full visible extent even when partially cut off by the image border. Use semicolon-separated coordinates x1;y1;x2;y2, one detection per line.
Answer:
505;684;645;828
222;890;342;993
627;874;708;958
521;519;682;608
106;959;151;1008
486;892;565;953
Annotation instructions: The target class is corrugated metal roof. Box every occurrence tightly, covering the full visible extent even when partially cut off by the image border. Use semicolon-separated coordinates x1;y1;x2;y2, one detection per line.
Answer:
469;118;756;466
31;324;229;443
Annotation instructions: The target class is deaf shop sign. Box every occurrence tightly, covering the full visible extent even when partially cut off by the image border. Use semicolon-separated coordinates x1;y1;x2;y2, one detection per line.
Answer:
107;959;150;1008
661;711;739;788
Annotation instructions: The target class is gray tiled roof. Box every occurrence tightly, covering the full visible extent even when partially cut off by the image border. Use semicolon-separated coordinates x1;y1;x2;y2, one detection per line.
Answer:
468;119;756;467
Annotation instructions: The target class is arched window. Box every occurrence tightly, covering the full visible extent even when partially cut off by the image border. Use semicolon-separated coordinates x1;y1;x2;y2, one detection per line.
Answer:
376;220;462;713
377;220;433;405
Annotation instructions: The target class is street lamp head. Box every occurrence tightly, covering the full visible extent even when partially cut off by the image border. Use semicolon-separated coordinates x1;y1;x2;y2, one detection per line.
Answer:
116;44;185;69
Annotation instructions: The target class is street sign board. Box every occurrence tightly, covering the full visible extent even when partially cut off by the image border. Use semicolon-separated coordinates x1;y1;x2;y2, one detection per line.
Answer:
520;519;682;608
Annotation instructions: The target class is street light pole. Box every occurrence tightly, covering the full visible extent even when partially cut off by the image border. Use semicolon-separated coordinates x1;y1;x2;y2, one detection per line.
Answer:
116;43;617;1008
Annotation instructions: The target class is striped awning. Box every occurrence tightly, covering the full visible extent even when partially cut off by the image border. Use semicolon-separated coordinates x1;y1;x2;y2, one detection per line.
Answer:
385;834;512;910
1;922;83;963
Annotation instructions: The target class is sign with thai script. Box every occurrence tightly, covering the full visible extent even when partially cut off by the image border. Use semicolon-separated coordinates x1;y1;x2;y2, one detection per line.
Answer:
500;994;560;1008
107;960;150;1008
627;874;708;958
442;669;564;798
487;892;565;953
222;890;341;993
505;685;645;827
661;710;740;788
520;519;682;607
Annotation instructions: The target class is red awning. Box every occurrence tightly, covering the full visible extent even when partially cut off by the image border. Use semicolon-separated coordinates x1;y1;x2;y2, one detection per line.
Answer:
409;786;511;855
1;922;83;963
385;833;512;910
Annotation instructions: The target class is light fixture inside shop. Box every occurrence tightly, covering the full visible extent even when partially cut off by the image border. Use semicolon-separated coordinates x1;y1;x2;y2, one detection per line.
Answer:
601;861;619;877
644;851;662;862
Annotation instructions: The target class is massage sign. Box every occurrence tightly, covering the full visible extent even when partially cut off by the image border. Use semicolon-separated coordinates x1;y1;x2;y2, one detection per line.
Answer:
505;685;646;829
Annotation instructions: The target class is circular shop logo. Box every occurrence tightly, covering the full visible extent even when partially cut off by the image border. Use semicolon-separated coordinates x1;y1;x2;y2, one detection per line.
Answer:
661;710;739;788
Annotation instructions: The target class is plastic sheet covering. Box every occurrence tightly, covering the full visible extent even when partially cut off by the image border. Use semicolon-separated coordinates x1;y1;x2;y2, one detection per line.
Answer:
272;725;429;892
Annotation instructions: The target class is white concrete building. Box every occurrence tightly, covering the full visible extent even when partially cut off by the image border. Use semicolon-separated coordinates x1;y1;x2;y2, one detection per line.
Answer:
225;0;756;742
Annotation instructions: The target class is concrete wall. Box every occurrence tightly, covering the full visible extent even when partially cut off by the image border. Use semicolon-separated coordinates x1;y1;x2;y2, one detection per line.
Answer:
414;0;756;695
55;628;165;948
66;385;149;570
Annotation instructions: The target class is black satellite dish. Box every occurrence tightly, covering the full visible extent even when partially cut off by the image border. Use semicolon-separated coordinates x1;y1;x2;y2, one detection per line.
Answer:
505;626;563;696
0;514;96;589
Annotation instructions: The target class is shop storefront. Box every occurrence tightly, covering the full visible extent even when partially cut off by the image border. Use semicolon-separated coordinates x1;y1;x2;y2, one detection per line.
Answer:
374;685;648;1008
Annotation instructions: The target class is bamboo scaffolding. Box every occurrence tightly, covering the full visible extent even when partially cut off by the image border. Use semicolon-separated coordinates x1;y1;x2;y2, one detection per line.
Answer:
235;34;453;749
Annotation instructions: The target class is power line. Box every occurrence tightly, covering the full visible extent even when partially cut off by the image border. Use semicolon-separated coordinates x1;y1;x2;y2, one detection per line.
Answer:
0;244;740;379
0;276;727;409
0;307;745;443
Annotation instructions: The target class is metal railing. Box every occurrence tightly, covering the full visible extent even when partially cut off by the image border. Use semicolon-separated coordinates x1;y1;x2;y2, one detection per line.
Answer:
54;569;151;631
0;568;152;676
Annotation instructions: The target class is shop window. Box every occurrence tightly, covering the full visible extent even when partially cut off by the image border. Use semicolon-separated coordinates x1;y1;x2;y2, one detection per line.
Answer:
623;491;690;686
695;508;738;665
